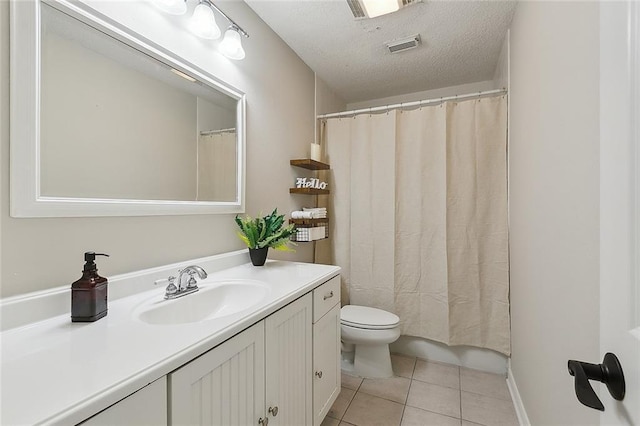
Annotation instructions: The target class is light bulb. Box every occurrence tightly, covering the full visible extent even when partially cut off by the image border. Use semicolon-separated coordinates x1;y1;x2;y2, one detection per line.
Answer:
152;0;186;15
360;0;400;18
219;28;245;60
190;2;221;40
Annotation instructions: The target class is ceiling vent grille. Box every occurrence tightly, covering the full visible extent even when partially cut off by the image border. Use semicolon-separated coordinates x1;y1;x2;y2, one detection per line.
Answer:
346;0;421;19
346;0;366;18
386;34;421;53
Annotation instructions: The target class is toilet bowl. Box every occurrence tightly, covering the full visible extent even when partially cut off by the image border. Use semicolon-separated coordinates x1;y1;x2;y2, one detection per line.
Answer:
340;305;400;378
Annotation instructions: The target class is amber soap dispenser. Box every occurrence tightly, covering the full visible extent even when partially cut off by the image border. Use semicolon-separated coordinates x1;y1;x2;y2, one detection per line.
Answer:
71;252;110;322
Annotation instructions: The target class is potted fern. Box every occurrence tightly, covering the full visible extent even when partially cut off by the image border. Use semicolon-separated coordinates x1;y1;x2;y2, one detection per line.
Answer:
235;209;296;266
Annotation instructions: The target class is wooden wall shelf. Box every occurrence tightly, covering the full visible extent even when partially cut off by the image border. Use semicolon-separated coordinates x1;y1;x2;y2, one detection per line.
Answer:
289;158;331;243
290;159;330;170
289;188;330;195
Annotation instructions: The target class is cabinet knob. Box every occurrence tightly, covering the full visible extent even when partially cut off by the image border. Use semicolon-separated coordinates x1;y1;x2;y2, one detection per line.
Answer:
315;370;323;379
323;291;334;300
268;406;279;417
258;417;269;426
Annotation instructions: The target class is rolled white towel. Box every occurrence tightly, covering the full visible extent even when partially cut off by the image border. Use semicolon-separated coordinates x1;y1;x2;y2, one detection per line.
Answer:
291;211;313;219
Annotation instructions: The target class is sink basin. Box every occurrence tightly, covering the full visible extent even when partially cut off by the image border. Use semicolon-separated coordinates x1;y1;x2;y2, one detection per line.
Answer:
135;279;270;325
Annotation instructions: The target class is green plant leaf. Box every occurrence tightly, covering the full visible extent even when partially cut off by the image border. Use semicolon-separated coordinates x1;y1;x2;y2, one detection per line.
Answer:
234;209;295;251
257;217;267;242
236;231;251;247
271;237;297;251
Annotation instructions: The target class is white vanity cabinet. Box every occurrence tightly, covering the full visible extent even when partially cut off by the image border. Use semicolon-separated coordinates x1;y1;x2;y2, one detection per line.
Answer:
169;294;314;426
312;276;341;426
265;294;313;425
80;378;167;426
169;322;266;425
0;253;342;426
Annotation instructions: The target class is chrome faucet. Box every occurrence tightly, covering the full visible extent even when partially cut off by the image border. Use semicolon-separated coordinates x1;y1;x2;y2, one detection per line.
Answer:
164;265;208;299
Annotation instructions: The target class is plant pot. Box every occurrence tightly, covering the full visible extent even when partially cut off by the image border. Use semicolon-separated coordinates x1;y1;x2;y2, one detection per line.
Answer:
249;247;269;266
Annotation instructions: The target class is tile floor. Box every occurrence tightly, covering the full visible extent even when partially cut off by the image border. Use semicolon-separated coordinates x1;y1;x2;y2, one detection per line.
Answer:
322;354;518;426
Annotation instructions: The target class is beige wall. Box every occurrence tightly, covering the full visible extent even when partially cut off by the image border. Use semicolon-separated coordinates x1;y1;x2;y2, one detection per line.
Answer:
493;31;509;89
509;2;599;425
315;75;346;117
41;31;198;200
197;97;236;134
0;0;319;297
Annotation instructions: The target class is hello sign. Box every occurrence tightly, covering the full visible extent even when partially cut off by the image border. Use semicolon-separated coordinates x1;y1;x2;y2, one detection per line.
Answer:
295;177;328;190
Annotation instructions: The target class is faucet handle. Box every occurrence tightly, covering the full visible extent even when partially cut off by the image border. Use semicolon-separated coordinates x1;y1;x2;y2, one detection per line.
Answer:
164;276;178;298
186;272;198;289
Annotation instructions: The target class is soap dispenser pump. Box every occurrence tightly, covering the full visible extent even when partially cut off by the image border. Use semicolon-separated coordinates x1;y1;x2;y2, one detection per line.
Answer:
71;252;110;322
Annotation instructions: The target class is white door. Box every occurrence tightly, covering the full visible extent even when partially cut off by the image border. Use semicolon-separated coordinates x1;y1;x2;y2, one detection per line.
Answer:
599;1;639;424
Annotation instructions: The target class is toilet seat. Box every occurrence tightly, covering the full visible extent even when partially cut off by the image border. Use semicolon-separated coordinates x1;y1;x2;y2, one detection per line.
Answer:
341;305;399;330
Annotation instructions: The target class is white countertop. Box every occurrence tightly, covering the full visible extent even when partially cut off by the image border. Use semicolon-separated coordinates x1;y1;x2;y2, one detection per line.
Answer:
0;259;340;425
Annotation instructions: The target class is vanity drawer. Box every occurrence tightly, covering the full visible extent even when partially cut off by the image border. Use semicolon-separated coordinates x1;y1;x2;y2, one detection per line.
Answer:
313;275;340;322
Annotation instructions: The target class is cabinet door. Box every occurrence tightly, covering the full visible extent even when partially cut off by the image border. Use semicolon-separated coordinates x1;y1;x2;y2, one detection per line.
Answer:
81;377;167;426
169;322;265;426
265;294;312;426
312;303;341;426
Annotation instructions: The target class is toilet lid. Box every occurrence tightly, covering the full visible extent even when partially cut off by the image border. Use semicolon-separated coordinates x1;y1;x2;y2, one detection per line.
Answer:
341;305;400;329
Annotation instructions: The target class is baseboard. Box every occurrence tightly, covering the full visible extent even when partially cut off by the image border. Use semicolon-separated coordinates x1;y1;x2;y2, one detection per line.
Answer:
507;360;531;426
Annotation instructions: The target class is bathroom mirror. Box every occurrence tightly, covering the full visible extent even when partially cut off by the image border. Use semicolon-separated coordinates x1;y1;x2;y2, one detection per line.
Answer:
10;0;246;217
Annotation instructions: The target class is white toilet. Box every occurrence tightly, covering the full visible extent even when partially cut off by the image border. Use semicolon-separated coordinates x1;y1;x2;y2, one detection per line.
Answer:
340;305;401;378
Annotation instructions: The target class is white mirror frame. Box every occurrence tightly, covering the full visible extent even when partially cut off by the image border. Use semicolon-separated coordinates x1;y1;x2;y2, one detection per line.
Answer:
10;0;246;217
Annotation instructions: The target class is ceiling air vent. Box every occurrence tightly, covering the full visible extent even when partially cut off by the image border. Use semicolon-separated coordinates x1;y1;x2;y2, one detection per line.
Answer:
386;34;421;53
346;0;366;18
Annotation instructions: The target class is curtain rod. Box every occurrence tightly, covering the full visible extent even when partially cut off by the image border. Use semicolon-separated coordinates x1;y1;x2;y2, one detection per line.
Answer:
200;127;236;136
317;88;507;119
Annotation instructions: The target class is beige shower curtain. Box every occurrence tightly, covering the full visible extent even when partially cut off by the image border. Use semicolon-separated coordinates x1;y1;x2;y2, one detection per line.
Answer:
316;95;510;355
197;131;237;201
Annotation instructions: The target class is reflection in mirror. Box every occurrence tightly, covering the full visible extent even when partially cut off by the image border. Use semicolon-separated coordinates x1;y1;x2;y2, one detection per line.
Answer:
10;0;245;217
40;2;238;202
198;127;237;201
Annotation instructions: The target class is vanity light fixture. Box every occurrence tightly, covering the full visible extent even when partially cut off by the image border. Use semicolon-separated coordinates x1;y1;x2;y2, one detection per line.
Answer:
153;0;187;15
219;26;246;60
152;0;249;60
189;0;221;40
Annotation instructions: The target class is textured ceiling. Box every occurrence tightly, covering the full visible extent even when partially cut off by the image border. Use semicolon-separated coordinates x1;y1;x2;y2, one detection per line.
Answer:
245;0;517;103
